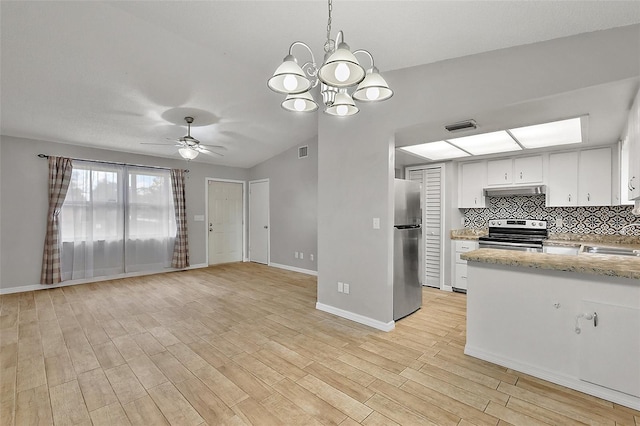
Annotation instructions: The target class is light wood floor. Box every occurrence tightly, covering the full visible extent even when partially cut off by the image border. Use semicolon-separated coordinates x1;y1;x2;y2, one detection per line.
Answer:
1;263;638;426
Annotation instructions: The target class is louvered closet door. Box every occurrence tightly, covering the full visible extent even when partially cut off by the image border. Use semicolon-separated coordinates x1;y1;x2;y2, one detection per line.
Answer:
408;166;443;288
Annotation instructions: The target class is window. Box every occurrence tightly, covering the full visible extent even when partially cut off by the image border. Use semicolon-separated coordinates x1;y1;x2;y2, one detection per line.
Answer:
60;162;176;280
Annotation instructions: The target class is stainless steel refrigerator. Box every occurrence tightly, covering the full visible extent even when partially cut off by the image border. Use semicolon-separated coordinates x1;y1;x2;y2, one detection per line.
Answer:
393;179;422;321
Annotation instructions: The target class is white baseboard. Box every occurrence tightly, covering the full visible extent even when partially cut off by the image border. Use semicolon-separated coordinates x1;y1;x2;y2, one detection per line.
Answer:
316;302;395;332
464;345;640;411
0;263;209;295
269;262;317;276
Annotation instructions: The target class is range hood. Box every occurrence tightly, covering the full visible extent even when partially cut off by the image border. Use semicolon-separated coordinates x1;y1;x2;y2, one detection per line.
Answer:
483;185;546;197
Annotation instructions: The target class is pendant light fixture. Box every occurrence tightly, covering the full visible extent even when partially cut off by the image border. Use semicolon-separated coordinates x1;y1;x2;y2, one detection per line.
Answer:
267;0;392;116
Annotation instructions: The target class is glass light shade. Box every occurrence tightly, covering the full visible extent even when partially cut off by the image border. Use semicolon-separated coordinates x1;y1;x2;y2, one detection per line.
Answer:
509;117;583;148
317;42;366;88
400;141;470;161
448;131;522;155
267;55;311;94
178;147;199;160
325;91;359;116
353;68;393;102
281;91;319;113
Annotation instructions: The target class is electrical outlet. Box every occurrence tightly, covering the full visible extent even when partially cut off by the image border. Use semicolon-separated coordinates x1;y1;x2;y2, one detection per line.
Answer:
373;218;380;229
343;283;350;294
337;282;344;293
310;254;314;261
295;251;299;259
300;252;304;259
555;217;563;227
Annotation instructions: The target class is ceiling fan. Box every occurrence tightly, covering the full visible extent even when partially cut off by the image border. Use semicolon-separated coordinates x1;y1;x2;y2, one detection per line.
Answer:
142;116;226;160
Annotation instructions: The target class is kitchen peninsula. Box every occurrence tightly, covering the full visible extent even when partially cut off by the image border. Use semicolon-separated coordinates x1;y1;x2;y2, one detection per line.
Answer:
462;248;640;410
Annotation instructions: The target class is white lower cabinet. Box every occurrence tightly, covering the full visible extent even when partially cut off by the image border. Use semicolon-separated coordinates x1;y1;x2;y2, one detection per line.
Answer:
578;301;640;398
453;240;477;291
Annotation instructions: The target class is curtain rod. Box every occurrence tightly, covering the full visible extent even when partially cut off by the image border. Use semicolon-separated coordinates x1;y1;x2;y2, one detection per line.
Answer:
37;154;189;173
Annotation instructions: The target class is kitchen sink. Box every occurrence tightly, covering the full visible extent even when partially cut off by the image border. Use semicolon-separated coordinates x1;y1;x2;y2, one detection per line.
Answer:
582;246;640;257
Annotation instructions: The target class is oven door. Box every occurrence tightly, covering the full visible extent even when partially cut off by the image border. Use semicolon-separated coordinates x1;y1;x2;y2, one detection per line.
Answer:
478;240;543;252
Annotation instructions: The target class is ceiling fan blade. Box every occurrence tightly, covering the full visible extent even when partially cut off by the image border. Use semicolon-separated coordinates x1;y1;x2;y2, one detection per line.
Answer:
141;142;177;145
200;150;224;157
201;144;227;151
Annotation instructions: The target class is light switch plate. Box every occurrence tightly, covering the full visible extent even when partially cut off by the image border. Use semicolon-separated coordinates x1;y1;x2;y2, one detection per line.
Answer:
373;218;380;229
194;215;205;222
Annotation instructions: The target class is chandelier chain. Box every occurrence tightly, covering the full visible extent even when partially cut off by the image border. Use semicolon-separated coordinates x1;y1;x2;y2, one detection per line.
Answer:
326;0;332;44
324;0;335;53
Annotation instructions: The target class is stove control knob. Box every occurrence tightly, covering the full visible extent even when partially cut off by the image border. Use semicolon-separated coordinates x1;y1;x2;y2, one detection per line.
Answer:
532;222;537;226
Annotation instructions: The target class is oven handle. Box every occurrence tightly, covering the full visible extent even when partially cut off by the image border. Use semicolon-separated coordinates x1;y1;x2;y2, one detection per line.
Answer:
479;240;542;249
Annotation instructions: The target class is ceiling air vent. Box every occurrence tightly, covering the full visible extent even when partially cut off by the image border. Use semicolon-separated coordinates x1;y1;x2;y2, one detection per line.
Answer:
298;145;308;159
445;119;477;133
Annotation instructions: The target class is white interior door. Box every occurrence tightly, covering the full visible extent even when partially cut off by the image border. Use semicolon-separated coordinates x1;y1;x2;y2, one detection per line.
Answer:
249;180;269;264
208;181;243;265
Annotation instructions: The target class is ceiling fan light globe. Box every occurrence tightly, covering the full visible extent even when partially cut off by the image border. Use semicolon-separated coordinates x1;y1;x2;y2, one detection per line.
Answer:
178;147;199;160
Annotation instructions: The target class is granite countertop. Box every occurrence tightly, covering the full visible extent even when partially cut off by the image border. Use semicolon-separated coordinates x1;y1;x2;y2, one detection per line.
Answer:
461;248;640;280
450;228;487;240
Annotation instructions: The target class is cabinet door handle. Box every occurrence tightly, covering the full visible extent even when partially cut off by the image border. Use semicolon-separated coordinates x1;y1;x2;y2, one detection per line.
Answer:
504;173;508;180
520;171;523;180
631;176;637;191
593;312;598;327
568;194;571;202
587;193;591;201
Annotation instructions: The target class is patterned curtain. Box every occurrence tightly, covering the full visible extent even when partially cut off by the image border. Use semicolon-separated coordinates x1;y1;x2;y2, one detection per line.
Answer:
41;156;73;284
170;169;190;269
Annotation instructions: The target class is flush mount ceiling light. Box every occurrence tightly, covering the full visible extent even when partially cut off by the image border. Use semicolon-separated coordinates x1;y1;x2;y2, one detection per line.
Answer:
510;117;583;149
397;116;587;162
448;130;522;156
400;141;470;161
267;0;393;116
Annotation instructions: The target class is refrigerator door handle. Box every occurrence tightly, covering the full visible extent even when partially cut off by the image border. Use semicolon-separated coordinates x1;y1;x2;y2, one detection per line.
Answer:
394;224;421;230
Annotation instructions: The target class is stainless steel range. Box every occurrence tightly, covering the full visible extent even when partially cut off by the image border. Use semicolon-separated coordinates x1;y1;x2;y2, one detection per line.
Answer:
478;219;548;252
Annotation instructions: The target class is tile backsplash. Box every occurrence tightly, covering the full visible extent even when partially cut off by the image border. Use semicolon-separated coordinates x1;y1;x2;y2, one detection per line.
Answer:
464;195;639;235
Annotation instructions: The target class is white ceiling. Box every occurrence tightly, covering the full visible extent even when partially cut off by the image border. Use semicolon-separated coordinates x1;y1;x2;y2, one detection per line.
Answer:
2;1;640;168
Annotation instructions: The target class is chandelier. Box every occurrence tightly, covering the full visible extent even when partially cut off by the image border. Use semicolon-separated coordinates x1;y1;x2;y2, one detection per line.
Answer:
267;0;393;116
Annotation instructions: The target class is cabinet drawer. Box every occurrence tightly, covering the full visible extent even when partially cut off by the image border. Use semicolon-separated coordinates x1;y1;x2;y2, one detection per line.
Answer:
454;264;468;290
455;240;477;252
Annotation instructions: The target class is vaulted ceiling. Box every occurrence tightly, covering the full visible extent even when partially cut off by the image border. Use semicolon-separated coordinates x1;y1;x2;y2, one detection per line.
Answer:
2;1;639;167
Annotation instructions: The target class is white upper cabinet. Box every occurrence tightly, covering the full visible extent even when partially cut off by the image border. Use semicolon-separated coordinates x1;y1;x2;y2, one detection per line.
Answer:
548;151;579;206
487;159;512;185
486;156;542;186
547;148;612;207
459;161;487;208
514;156;543;184
627;88;640;200
579;148;611;206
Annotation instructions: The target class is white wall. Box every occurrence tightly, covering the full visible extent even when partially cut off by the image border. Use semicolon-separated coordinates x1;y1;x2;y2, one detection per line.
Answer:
316;25;640;328
0;136;247;291
248;136;318;272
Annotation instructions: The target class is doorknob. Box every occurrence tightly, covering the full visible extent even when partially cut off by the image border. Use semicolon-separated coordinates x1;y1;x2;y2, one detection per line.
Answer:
209;223;213;232
264;225;268;229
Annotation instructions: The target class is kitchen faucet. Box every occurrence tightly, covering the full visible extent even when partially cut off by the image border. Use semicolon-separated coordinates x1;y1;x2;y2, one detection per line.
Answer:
619;222;640;235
